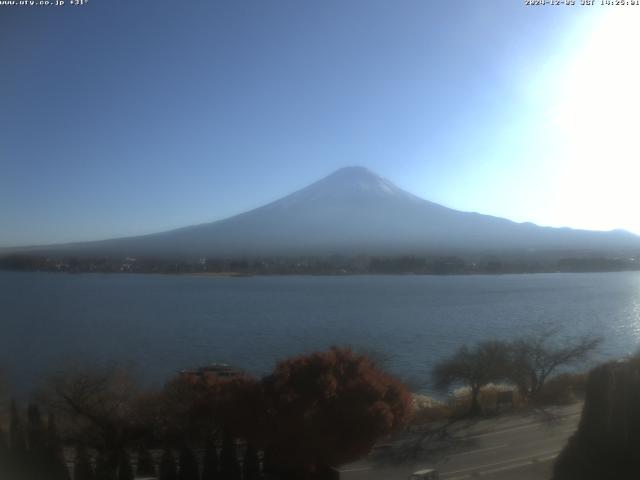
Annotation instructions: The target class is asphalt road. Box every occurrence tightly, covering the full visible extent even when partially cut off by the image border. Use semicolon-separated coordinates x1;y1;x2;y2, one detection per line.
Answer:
338;403;582;480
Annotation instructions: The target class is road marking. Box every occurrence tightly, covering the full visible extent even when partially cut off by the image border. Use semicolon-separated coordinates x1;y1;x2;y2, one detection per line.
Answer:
441;448;560;478
479;453;557;476
467;422;544;439
538;453;560;462
447;443;509;459
461;411;581;438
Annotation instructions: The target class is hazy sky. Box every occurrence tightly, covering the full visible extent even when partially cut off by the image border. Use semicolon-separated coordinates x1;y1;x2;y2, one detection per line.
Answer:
1;0;638;247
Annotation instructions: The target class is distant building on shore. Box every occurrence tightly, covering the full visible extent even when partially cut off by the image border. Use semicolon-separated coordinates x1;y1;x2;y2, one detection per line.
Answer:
179;363;244;382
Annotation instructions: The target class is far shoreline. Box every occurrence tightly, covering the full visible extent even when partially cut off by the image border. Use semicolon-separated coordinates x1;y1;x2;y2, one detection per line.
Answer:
2;268;640;278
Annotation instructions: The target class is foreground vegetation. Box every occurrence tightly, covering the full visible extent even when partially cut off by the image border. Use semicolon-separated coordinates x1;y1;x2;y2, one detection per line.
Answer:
0;331;608;479
0;347;412;480
431;329;601;416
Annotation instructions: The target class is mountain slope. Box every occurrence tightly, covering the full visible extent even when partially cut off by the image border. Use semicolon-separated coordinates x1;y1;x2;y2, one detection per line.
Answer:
8;167;640;257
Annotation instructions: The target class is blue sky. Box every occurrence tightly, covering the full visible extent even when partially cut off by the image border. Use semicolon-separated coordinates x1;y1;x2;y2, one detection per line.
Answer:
1;0;638;247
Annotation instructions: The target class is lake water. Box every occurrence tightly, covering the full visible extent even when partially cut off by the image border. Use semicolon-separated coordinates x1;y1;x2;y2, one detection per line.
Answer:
1;271;640;393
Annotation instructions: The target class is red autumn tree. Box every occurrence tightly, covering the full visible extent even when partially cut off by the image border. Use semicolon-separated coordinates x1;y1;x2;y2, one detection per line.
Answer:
158;371;259;444
248;347;413;474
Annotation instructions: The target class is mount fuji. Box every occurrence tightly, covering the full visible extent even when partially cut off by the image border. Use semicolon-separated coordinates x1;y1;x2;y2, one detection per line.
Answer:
8;167;640;257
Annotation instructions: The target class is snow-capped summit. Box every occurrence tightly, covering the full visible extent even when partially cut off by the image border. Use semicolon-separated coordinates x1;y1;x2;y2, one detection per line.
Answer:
316;166;400;196
269;166;419;209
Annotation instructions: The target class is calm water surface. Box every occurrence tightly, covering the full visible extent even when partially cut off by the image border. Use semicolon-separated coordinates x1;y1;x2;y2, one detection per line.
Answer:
2;271;640;392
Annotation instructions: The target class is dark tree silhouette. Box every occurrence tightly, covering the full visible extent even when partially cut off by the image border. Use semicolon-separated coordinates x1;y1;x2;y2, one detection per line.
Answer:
7;400;27;477
135;446;155;478
47;412;71;480
73;445;95;480
42;366;150;452
158;448;178;480
26;404;48;477
94;450;117;480
117;450;134;480
201;442;219;480
433;341;510;415
10;400;27;455
27;404;46;455
0;424;7;456
244;444;260;480
0;424;10;479
219;430;240;480
178;446;199;480
507;329;601;400
261;448;278;478
553;356;640;480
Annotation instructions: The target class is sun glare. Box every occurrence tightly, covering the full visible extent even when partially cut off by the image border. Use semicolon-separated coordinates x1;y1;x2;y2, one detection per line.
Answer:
550;10;640;233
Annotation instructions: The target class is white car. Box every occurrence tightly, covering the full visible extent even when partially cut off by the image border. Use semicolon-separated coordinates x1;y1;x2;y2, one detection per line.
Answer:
410;468;439;480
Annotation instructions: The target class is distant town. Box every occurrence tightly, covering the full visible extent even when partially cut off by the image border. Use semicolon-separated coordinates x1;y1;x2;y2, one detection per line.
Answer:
1;252;639;275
